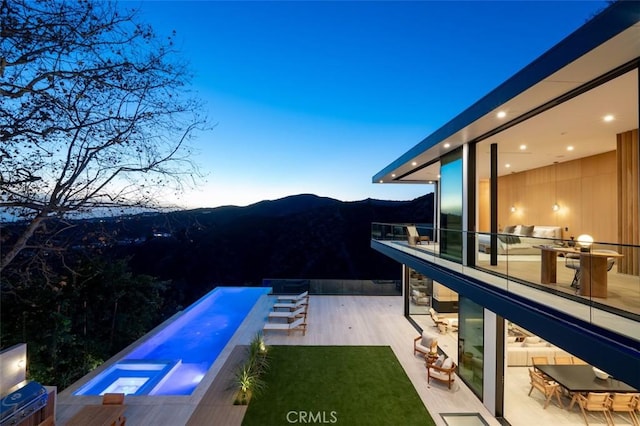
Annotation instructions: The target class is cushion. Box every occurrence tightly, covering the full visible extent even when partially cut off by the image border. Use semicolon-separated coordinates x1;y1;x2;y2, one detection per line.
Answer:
519;225;535;236
434;354;445;367
523;336;541;344
441;358;453;369
421;332;435;347
503;225;516;234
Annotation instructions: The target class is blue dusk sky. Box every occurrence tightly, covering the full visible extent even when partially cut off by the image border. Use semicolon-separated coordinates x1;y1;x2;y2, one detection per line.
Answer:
128;1;608;209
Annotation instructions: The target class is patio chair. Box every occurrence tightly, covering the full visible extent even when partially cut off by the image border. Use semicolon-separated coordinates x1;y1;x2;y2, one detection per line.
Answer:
276;290;309;303
273;297;308;311
263;316;307;335
427;357;456;389
268;305;307;322
413;331;438;358
406;225;430;246
570;392;613;425
528;369;563;409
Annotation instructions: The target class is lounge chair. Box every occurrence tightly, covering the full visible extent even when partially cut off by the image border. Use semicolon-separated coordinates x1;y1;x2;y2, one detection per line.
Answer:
273;298;308;311
263;316;307;335
276;290;309;302
268;306;307;322
406;225;430;246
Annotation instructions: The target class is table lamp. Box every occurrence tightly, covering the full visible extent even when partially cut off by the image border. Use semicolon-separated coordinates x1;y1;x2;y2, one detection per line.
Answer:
576;234;594;252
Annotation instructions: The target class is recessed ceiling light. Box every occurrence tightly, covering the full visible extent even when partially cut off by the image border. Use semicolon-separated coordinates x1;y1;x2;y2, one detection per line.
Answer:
519;144;527;150
411;161;417;166
505;164;511;168
379;180;384;183
391;174;396;178
603;114;614;122
567;146;574;151
428;181;433;184
444;143;450;148
437;174;441;178
497;111;507;119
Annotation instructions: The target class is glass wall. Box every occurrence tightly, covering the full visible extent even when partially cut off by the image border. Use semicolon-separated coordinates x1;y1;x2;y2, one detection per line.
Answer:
407;267;432;315
458;296;484;398
440;149;463;262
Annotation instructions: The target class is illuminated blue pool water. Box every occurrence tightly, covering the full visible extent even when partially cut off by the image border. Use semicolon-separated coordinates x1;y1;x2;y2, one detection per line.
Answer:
74;286;270;396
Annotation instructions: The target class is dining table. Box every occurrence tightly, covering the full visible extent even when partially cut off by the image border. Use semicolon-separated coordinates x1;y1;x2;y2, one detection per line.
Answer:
534;364;637;408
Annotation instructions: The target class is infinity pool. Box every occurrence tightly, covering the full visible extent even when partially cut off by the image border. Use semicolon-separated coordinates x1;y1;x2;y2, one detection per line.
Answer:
74;286;270;396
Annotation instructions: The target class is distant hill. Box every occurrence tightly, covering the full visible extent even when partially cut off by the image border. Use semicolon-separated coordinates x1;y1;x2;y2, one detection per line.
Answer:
107;193;434;299
2;193;434;302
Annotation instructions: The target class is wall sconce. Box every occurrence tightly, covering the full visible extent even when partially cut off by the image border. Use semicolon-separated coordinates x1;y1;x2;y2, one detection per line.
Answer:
17;359;25;369
576;234;594;252
552;203;560;212
510;205;516;212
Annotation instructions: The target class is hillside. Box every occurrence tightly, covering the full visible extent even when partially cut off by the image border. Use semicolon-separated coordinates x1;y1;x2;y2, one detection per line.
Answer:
106;193;434;299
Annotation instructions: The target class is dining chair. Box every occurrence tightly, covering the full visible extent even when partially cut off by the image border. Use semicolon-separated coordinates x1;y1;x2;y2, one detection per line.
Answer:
528;369;563;409
607;393;639;426
531;356;549;365
554;356;573;365
570;392;613;426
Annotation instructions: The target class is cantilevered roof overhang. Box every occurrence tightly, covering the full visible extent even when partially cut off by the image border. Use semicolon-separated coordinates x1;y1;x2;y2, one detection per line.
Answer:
373;1;640;184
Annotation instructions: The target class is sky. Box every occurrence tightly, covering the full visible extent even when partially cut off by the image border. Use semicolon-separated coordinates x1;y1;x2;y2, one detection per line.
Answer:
127;0;608;209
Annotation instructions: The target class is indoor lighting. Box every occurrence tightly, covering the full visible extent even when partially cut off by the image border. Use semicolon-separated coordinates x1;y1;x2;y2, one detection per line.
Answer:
519;144;527;150
552;203;560;212
497;111;507;119
391;174;396;177
510;205;516;212
567;146;574;151
443;143;451;148
379;180;383;183
411;161;417;166
505;163;511;168
576;234;594;252
603;114;614;122
17;359;25;369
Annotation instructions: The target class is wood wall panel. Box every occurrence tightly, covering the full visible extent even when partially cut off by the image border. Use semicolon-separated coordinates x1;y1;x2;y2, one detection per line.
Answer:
617;129;639;275
478;180;490;232
495;151;617;242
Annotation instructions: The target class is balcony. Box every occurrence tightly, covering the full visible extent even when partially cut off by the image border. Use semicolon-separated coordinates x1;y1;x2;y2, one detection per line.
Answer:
371;223;640;342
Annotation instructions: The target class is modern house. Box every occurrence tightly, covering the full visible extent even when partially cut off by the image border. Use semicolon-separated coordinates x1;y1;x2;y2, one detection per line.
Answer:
372;0;640;422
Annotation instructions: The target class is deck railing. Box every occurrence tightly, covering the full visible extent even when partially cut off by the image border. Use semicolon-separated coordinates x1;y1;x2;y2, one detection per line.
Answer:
371;222;640;340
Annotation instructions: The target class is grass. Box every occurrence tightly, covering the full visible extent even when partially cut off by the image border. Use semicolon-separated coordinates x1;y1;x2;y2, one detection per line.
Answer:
242;345;435;426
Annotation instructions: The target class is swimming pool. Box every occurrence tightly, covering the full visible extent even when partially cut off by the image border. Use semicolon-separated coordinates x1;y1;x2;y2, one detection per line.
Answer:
74;286;271;396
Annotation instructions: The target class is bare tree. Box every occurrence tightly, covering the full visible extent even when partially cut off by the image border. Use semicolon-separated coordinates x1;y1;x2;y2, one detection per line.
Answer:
0;0;208;272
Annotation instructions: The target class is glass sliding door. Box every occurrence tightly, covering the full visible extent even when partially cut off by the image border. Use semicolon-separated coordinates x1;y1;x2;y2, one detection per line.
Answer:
458;296;484;398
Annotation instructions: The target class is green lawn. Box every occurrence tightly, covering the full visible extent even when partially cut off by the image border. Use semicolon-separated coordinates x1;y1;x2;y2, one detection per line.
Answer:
242;345;434;426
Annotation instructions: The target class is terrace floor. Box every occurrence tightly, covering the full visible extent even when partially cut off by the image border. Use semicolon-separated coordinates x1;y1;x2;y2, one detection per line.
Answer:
56;294;500;426
57;293;629;426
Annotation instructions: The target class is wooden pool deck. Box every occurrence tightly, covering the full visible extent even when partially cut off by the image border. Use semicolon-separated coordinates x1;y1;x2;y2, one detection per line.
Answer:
56;294;499;426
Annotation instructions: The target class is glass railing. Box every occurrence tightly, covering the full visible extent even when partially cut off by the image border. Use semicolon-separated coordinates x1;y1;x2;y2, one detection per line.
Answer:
371;223;640;341
263;278;401;296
